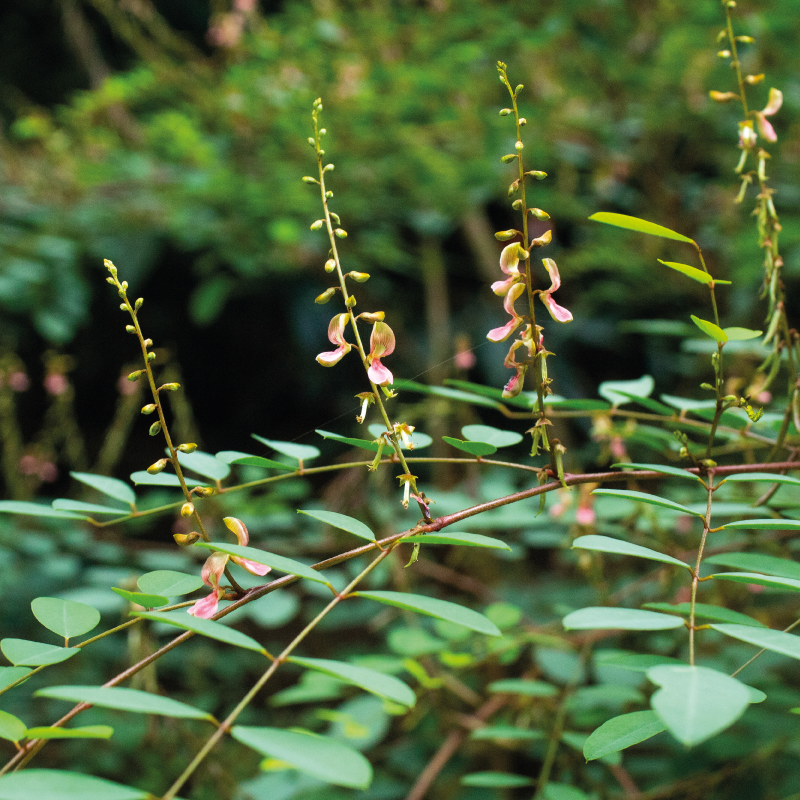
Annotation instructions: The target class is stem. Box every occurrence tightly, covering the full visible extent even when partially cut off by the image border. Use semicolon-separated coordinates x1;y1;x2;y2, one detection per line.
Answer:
689;476;716;665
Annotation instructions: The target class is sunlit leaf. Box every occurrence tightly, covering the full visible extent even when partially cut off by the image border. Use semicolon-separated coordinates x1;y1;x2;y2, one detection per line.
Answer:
0;770;148;800
354;591;501;636
592;489;702;517
589;212;694;243
70;472;136;506
657;259;722;285
647;665;751;746
584;711;666;761
721;519;800;530
232;726;372;789
723;327;762;341
252;435;320;462
25;725;113;740
194;542;329;584
137;570;205;597
563;607;685;631
133;610;267;654
0;639;79;667
31;597;100;640
598;375;654;406
36;685;213;720
460;424;522;448
297;509;374;541
402;531;511;550
704;552;800;580
572;534;690;570
690;315;727;343
0;711;26;743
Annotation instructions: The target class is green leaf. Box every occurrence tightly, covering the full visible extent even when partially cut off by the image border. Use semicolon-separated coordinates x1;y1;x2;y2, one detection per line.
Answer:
111;588;169;608
231;726;372;789
252;435;320;462
723;327;762;341
592;489;702;517
460;424;522;448
704;552;800;580
546;398;612;410
657;259;723;286
711;623;800;660
51;499;127;517
544;783;590;800
572;534;690;570
488;679;558;697
441;436;497;457
401;531;511;550
314;431;381;454
129;471;183;487
690;315;728;343
614;393;675;414
0;770;149;800
723;472;800;487
444;379;533;409
598;375;654;406
25;725;113;740
594;653;686;672
393;379;498;409
0;501;82;519
137;570;205;597
175;449;230;481
0;639;79;667
710;572;800;592
70;472;135;506
0;711;26;743
0;666;32;691
133;610;267;653
589;212;694;243
231;455;298;470
287;656;415;707
194;542;329;584
584;710;666;761
721;519;800;530
642;602;765;627
31;598;100;640
612;462;701;481
354;591;501;636
297;509;375;541
647;665;751;746
470;725;545;741
563;607;685;631
36;685;213;721
461;773;534;788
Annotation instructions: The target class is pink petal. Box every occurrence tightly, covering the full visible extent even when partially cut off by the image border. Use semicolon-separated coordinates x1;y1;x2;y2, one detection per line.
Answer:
368;359;394;386
369;321;396;360
762;88;783;116
542;258;561;292
316;344;351;366
187;592;220;619
502;368;526;398
223;516;249;547
231;556;271;576
491;277;519;296
201;552;230;588
755;112;777;143
541;293;573;323
499;243;522;276
487;316;523;342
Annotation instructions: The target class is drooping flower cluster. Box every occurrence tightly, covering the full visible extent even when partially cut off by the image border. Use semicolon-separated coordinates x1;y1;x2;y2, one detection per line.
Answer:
188;517;270;619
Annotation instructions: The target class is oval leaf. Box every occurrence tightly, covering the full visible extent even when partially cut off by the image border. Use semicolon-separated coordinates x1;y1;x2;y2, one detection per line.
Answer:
111;588;169;608
657;260;716;285
723;327;762;341
588;212;694;243
442;437;497;457
231;726;372;789
0;639;79;667
393;379;498;409
690;315;728;343
0;666;33;691
721;519;800;530
584;710;666;761
25;725;113;740
594;653;686;672
704;552;800;580
133;610;266;654
0;711;26;743
194;542;329;584
35;685;213;720
354;591;501;636
572;534;690;570
251;435;320;462
0;770;148;800
563;608;685;631
592;489;702;517
297;509;374;541
129;471;182;487
70;472;136;506
402;531;511;549
647;665;751;746
31;598;100;640
460;424;523;448
642;602;765;627
488;679;558;697
137;570;205;597
710;572;800;592
175;449;230;481
710;623;800;660
288;656;415;707
471;725;545;741
598;375;654;406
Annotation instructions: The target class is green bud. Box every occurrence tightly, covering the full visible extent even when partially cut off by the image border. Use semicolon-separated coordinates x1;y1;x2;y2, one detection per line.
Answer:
514;140;524;150
323;164;334;172
359;311;385;322
177;443;198;453
302;176;319;184
334;228;347;238
511;200;523;210
141;404;157;415
735;35;754;43
499;108;513;116
329;212;341;224
146;352;156;362
514;84;524;95
147;458;169;475
508;180;520;196
529;208;550;221
149;421;162;436
326;191;333;198
324;259;336;272
700;383;715;391
494;230;518;241
345;295;357;308
159;383;181;392
307;137;316;146
119;303;127;311
106;277;116;285
143;339;153;348
315;287;338;304
526;171;548;180
348;271;370;282
127;371;142;382
717;49;731;58
519;118;526;126
104;259;117;273
134;298;143;310
180;502;195;518
174;532;201;546
310;219;324;230
194;486;214;496
500;154;517;163
121;281;128;291
125;325;136;334
319;128;326;134
117;289;126;299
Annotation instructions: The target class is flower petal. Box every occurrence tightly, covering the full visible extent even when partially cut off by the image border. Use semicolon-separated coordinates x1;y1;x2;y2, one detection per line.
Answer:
231;556;271;576
187;592;220;619
201;552;230;588
499;243;521;275
755;111;777;143
487;317;523;342
491;276;520;296
368;359;394;386
369;321;396;360
542;258;561;292
540;292;573;323
762;88;783;116
223;516;250;547
316;343;351;366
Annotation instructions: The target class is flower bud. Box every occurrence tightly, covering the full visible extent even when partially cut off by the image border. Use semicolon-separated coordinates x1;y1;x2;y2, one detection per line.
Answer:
700;383;714;391
507;181;520;196
745;73;765;85
514;84;524;95
709;90;738;103
174;531;201;546
307;137;316;146
329;211;341;224
320;128;326;134
141;404;157;415
302;176;318;184
529;208;550;220
143;338;153;348
324;259;336;272
499;108;513;116
500;154;517;163
180;502;195;517
735;35;754;43
348;271;370;282
146;352;156;362
519;118;526;126
717;49;731;58
310;219;324;230
323;163;334;172
177;442;197;453
134;298;143;310
511;199;523;210
326;191;333;198
104;259;116;272
125;325;136;334
159;383;181;392
514;140;524;150
194;486;214;496
359;311;385;323
345;294;357;308
494;230;518;241
149;421;162;436
531;230;552;247
147;458;169;474
315;287;338;304
526;171;547;180
106;277;116;285
334;228;347;238
119;303;127;311
127;371;142;382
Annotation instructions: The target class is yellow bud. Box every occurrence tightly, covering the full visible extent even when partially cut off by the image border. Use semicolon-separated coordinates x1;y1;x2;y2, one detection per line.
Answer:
315;287;338;304
159;383;180;392
310;219;324;230
127;371;142;382
177;443;197;453
324;259;336;272
141;404;156;415
348;272;370;282
174;532;201;546
147;458;169;474
194;486;214;497
180;502;195;517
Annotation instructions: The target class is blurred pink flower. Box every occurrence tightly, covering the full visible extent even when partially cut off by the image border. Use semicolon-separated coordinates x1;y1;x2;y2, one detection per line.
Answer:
576;507;595;526
44;373;69;396
754;88;783;143
7;372;29;392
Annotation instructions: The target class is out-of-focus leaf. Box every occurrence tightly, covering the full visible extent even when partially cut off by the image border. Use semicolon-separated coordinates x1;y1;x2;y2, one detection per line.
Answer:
133;610;267;653
69;472;136;506
563;607;685;631
252;435;320;462
0;770;148;800
589;212;694;243
592;489;702;517
584;711;666;761
0;640;79;667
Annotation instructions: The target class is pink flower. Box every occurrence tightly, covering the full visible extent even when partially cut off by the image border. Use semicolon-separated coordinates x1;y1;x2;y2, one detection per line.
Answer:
754;88;783;143
501;338;529;398
317;314;352;366
491;243;526;296
44;373;69;396
367;321;395;386
222;517;271;577
7;372;29;392
487;282;526;342
538;259;572;323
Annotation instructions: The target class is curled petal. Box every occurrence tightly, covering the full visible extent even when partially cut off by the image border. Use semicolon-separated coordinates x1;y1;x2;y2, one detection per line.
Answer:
542;258;561;292
499;243;522;276
755;112;777;143
317;313;352;366
231;556;271;576
369;321;396;360
540;292;573;323
487;317;523;343
223;516;249;547
502;369;526;398
200;551;230;589
368;358;394;386
762;88;783;116
187;591;220;619
491;276;520;296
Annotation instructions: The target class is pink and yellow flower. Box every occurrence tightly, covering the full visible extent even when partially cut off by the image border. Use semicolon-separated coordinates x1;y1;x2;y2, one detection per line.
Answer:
538;258;572;323
316;313;352;366
487;281;527;342
367;321;395;386
754;88;783;143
